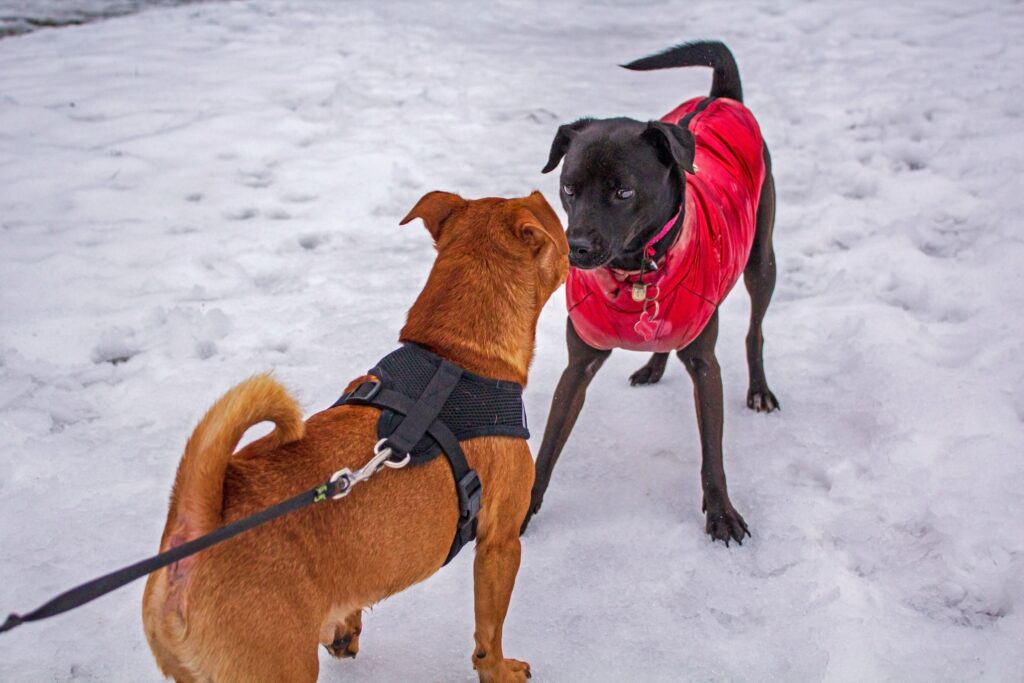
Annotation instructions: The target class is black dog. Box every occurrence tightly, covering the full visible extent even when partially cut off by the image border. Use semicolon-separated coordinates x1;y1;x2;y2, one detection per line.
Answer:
523;41;778;545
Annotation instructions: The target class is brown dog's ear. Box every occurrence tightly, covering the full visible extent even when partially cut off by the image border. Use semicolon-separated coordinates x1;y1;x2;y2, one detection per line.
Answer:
514;191;567;251
513;192;569;291
399;191;467;242
541;119;592;174
641;121;695;174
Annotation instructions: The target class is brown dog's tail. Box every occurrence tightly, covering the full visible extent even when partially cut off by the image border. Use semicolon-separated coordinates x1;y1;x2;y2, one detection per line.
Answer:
621;40;744;104
168;374;305;541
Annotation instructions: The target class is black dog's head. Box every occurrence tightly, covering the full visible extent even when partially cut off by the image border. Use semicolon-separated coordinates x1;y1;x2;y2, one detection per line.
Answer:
542;117;694;269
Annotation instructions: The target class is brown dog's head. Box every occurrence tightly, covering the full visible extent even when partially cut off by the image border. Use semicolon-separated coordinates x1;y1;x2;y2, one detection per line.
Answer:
400;190;568;306
398;191;568;383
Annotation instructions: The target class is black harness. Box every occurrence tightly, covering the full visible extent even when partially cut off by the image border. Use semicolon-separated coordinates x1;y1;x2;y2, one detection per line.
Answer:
331;343;529;564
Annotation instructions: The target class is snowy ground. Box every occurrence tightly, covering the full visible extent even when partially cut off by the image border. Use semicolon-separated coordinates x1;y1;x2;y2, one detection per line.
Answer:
1;1;1022;680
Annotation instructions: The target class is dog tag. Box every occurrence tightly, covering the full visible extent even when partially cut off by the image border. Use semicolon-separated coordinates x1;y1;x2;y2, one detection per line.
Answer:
634;310;657;341
631;282;647;302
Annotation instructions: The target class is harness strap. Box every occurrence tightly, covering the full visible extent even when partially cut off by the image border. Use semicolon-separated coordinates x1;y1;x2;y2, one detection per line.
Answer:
337;381;482;565
676;95;716;131
385;359;462;455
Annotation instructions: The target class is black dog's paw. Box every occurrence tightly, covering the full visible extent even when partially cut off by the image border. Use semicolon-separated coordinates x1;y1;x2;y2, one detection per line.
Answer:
629;365;663;386
630;353;669;386
519;498;543;536
703;501;751;547
746;387;780;413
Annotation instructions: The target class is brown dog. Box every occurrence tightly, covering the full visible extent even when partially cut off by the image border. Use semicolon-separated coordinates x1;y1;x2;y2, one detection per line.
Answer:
142;190;568;682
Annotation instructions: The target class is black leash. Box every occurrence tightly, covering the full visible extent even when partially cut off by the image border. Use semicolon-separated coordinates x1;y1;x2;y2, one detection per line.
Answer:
0;474;347;635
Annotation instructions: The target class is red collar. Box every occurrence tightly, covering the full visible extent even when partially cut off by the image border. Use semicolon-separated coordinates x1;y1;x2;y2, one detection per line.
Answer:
608;204;682;281
644;205;682;259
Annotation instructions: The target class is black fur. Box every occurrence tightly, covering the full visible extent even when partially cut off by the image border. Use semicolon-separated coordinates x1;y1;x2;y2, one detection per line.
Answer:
543;117;688;269
622;39;743;103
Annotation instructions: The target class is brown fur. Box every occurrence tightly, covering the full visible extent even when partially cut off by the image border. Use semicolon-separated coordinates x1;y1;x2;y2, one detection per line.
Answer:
142;191;568;682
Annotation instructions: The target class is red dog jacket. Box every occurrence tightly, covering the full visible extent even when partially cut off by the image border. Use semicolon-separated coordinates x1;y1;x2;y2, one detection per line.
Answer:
566;97;766;352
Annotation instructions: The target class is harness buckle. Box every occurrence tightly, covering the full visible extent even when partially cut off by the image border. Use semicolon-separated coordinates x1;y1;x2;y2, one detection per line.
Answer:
456;470;483;527
346;381;381;403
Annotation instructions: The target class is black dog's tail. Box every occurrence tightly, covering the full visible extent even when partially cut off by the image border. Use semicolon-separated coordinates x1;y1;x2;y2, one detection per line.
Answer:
622;40;743;103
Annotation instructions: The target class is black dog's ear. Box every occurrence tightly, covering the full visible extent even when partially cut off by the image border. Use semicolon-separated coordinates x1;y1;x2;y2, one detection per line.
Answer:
542;118;592;174
641;121;695;174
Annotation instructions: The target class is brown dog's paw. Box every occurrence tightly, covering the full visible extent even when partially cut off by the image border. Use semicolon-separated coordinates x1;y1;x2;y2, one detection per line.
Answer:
746;387;780;412
703;499;751;547
474;654;531;682
323;611;362;659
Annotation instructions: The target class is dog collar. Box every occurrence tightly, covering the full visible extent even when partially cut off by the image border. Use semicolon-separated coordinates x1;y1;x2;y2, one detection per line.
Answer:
644;204;683;259
602;206;681;340
609;204;683;279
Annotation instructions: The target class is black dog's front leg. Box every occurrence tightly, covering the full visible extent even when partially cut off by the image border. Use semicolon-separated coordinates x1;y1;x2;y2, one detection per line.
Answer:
677;310;750;545
521;318;610;534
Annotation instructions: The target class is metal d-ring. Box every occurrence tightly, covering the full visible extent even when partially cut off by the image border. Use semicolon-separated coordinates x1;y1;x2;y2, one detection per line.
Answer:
384;452;411;468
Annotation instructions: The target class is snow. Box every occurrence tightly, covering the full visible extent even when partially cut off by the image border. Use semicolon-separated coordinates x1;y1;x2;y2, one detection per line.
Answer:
1;0;1023;680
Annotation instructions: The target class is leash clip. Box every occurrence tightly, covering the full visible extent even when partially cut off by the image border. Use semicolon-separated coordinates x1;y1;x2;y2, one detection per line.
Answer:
329;438;410;500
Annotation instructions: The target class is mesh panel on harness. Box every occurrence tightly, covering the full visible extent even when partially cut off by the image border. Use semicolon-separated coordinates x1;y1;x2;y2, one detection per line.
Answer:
372;345;528;461
331;343;529;564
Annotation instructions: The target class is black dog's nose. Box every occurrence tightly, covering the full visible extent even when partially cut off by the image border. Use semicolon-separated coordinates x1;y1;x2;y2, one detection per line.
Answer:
568;235;594;259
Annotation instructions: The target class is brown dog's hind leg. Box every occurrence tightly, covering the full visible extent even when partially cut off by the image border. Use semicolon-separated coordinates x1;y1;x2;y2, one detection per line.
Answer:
677;311;750;545
744;145;779;413
629;352;669;386
322;609;362;659
473;447;534;682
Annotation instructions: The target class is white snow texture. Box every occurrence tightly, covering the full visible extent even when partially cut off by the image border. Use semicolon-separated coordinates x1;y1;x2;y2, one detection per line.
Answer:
1;1;1022;681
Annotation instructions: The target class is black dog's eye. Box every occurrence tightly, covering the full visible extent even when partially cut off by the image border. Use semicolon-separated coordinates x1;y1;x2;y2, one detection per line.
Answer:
562;184;575;196
615;188;635;200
